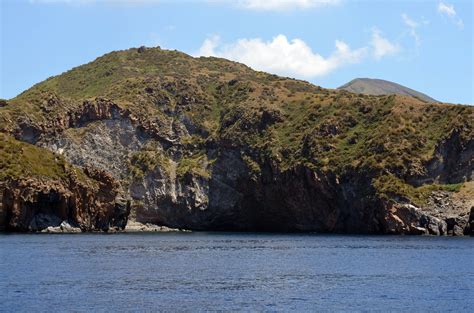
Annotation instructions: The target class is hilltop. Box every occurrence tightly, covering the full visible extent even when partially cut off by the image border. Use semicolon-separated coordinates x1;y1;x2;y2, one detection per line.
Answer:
0;46;472;234
338;78;437;103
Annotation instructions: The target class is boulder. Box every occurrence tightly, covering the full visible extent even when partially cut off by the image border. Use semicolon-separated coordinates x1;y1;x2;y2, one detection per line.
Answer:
41;221;81;233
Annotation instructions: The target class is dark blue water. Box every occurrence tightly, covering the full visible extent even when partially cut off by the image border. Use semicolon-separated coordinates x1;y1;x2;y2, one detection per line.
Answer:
1;233;473;312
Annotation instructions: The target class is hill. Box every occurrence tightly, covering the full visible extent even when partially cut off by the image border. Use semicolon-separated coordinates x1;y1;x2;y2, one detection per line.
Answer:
338;78;437;102
0;46;472;234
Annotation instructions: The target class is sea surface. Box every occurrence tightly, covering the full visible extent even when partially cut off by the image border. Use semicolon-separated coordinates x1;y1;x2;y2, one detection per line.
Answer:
1;233;473;312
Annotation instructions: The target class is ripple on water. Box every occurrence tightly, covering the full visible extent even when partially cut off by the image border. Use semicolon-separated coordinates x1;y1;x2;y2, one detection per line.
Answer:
1;233;473;312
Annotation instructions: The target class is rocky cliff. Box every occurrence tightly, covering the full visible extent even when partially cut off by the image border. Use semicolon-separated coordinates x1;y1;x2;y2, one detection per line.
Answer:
0;47;472;234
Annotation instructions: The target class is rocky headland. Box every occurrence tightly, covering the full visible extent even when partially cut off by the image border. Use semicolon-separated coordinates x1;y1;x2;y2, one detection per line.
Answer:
0;47;472;235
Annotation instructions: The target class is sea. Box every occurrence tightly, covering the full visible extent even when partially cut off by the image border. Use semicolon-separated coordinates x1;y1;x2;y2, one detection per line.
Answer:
1;232;473;312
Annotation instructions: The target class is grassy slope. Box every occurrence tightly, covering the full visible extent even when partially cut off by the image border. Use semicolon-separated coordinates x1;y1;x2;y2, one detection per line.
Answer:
0;133;93;185
0;133;67;180
0;47;472;205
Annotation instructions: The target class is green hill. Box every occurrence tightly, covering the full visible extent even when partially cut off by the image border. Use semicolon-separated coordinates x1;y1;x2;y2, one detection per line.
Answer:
0;46;472;234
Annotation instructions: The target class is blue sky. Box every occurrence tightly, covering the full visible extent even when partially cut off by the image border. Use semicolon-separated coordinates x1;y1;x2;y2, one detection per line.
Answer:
1;0;472;104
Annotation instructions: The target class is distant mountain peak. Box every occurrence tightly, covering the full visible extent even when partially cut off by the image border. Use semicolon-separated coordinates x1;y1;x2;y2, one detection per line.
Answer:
338;78;437;103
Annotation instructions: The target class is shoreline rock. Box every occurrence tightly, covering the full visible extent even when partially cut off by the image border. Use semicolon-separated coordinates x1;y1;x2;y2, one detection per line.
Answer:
124;220;190;233
41;221;82;233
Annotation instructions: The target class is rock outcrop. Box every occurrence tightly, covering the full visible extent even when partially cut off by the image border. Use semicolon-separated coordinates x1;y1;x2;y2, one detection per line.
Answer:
0;168;130;232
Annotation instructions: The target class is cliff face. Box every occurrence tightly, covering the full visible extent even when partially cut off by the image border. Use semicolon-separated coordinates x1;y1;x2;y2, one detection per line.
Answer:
0;166;130;232
0;47;472;234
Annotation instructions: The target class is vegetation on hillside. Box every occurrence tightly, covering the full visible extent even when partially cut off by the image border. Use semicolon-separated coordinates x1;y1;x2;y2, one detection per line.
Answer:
0;46;472;206
0;133;91;184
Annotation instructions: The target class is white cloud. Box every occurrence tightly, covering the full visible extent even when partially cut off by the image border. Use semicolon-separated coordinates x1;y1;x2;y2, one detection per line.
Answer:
198;35;221;56
402;13;421;48
438;2;464;28
438;2;456;17
234;0;340;11
370;28;400;60
196;34;367;78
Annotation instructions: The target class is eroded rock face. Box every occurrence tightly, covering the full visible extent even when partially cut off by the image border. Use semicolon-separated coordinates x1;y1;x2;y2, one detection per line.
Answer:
39;118;148;178
408;129;474;185
0;169;130;232
2;98;472;235
125;152;471;234
130;166;211;228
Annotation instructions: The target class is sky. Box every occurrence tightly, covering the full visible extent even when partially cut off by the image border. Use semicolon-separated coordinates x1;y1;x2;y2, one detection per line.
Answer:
1;0;472;104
